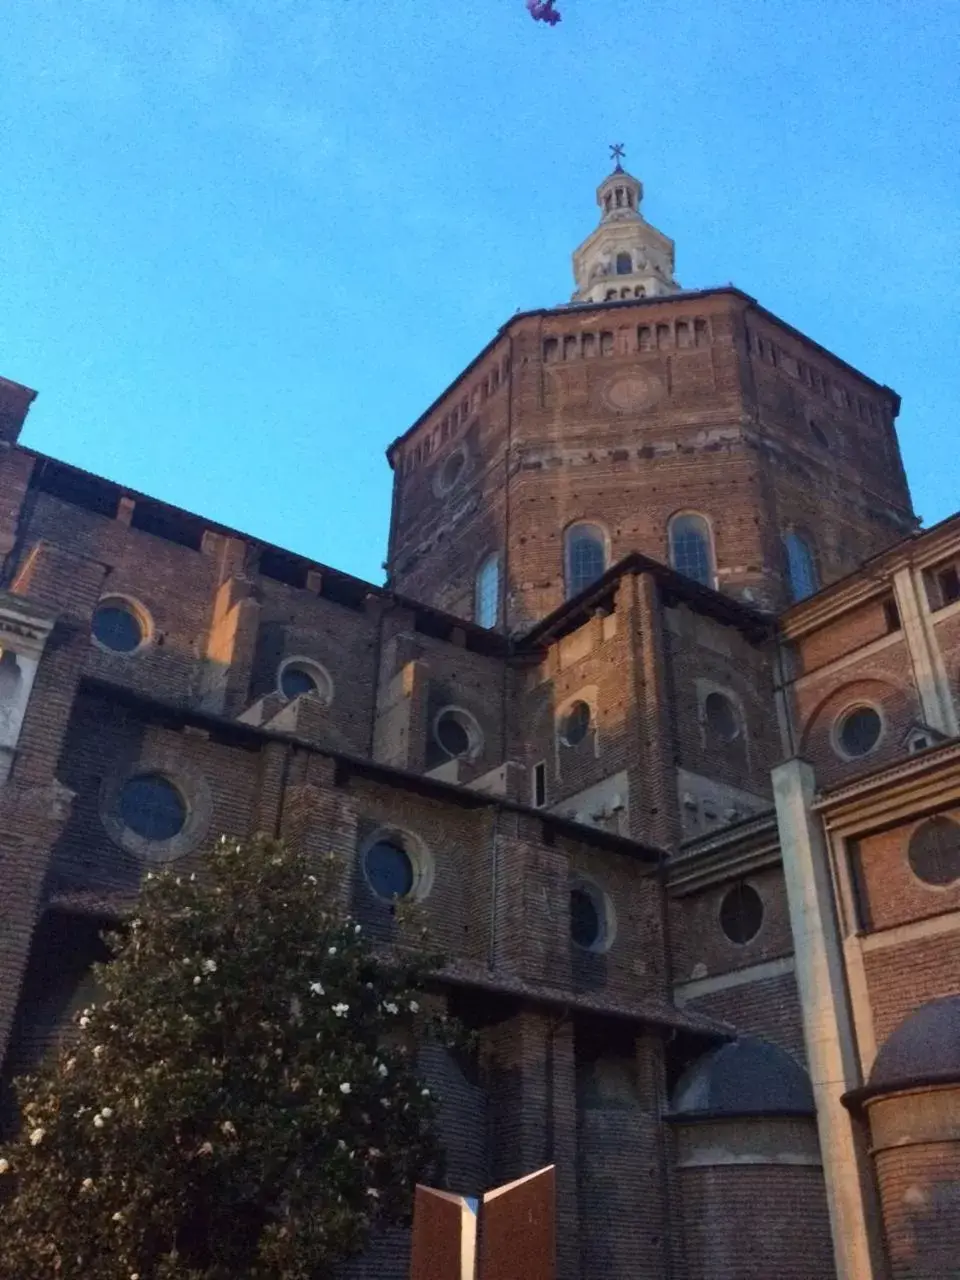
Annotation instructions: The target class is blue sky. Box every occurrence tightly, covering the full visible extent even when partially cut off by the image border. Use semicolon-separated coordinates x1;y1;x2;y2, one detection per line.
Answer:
2;0;958;584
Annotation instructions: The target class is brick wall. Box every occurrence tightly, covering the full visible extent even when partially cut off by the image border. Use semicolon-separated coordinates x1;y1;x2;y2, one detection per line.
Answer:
851;810;960;933
677;1160;835;1278
670;866;794;983
864;934;960;1047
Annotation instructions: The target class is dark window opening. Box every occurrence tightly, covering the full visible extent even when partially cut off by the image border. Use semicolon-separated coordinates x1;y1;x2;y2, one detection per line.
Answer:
908;817;960;887
92;602;144;653
719;881;763;944
542;337;559;363
364;839;414;901
561;700;592;747
434;711;472;758
615;252;632;275
119;774;186;842
837;706;882;757
570;887;601;949
883;599;901;633
532;761;546;809
937;565;960;608
704;691;739;742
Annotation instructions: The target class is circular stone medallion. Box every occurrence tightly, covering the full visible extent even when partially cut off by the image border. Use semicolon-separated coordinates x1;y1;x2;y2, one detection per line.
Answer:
601;374;663;413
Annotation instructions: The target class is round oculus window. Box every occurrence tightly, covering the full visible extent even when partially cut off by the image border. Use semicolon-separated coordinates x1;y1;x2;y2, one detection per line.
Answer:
561;700;592;747
908;817;960;887
570;886;602;950
435;710;473;759
92;601;144;653
118;774;187;842
438;451;466;493
719;881;764;945
281;664;319;699
704;691;739;742
837;706;882;758
364;839;415;901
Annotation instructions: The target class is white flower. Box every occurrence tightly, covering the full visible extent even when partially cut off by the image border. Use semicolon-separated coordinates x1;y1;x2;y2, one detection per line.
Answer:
93;1045;106;1060
93;1116;105;1129
220;1120;236;1136
368;1147;381;1158
377;1063;388;1078
190;873;196;881
380;1097;391;1108
366;1187;380;1198
328;946;337;956
193;976;201;986
332;1003;349;1018
112;1211;123;1222
78;1016;91;1029
29;1128;45;1146
201;959;217;974
65;1058;77;1072
309;982;325;996
408;1001;420;1013
146;872;155;880
339;1082;352;1095
354;924;362;934
198;1141;214;1156
81;1177;94;1190
421;1088;431;1097
131;1274;140;1279
306;875;317;885
100;1107;113;1119
383;1002;398;1015
0;1158;10;1174
337;1139;347;1151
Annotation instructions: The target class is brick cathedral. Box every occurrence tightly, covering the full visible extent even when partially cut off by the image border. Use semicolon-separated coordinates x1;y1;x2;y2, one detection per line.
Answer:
1;157;958;1279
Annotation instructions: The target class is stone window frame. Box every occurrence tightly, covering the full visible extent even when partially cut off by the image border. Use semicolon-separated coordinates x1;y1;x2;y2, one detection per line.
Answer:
90;593;154;657
667;511;716;588
717;878;765;946
474;551;500;629
696;679;746;748
431;705;484;762
569;875;617;954
563;520;610;600
433;445;469;497
831;699;886;762
277;655;334;705
100;749;213;864
359;825;435;905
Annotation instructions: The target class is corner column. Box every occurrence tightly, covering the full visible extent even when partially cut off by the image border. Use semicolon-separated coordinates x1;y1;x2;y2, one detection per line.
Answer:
772;758;888;1280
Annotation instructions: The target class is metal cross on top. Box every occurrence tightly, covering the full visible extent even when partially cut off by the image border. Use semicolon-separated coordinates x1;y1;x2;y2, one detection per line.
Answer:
609;142;626;170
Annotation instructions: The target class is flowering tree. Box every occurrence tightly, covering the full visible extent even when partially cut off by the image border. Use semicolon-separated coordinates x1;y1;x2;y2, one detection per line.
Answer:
0;836;450;1280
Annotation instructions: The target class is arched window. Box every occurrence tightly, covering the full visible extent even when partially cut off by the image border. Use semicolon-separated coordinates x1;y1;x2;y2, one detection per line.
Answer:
565;524;607;598
474;553;500;629
616;252;632;275
668;514;714;587
784;531;819;601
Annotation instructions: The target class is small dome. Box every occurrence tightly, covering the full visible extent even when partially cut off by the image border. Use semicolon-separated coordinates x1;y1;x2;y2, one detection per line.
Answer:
671;1036;814;1117
869;996;960;1092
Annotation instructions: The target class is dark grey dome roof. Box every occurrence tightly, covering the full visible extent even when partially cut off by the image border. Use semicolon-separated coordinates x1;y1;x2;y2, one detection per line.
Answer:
671;1036;814;1117
869;996;960;1092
